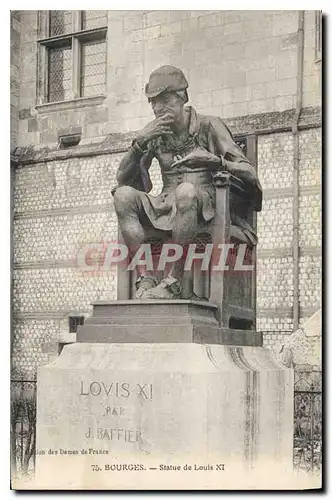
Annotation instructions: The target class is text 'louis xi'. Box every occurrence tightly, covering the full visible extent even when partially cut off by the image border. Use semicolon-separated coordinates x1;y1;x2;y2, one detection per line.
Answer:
80;381;153;400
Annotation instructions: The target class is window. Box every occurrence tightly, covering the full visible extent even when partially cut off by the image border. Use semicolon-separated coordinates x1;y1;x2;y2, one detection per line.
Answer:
80;38;107;97
235;137;247;156
37;10;107;104
48;43;72;102
50;10;73;36
69;315;85;333
82;10;108;30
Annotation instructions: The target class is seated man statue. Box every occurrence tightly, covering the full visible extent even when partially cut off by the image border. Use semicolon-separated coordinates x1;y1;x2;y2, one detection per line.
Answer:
113;65;262;300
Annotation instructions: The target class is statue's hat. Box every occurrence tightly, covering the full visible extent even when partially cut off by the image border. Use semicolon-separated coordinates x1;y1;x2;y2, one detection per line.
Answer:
145;65;188;99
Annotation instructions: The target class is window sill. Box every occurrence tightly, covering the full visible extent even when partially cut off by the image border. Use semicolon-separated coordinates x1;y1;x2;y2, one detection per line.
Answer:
35;95;106;114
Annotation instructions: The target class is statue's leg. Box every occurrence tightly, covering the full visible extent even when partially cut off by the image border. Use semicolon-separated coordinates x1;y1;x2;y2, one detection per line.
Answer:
171;182;200;283
113;186;145;252
113;186;164;295
136;182;200;300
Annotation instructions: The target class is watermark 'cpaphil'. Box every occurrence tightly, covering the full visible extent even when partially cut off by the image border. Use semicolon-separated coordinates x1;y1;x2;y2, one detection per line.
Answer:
76;241;253;274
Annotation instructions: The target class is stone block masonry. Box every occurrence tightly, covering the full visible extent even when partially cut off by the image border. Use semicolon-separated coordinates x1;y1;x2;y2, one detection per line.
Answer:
16;10;321;147
11;319;59;380
10;11;21;149
13;155;121;214
256;127;321;335
13;268;117;316
35;343;294;489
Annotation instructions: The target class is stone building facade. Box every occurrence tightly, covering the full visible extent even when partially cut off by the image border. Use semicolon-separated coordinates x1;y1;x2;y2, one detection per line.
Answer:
11;10;322;379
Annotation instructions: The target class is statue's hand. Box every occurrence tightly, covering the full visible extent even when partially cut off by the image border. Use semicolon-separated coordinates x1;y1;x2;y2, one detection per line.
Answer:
171;147;221;169
136;113;174;149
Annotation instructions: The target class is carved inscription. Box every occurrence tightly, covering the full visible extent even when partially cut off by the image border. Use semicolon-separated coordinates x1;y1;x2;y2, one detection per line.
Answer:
79;380;153;443
80;381;153;400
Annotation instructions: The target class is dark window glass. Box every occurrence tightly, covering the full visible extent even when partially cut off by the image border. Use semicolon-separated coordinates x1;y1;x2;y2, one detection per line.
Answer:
235;137;247;156
48;44;72;102
49;10;73;37
80;39;107;97
69;316;85;333
82;10;108;30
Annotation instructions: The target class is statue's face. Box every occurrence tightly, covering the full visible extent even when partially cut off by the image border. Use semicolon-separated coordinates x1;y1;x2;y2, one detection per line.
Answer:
150;92;184;120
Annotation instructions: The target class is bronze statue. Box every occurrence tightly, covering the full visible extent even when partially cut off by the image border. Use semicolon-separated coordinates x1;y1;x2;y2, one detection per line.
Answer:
113;65;262;300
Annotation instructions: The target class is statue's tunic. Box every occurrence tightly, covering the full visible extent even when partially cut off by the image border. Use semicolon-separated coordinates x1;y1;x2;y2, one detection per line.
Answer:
126;106;262;245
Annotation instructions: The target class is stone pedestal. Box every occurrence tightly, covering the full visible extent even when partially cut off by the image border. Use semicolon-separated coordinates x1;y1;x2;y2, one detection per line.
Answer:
36;342;294;490
77;300;262;346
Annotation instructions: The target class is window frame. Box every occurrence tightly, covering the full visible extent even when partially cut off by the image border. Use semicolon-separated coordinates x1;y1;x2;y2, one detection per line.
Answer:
36;10;108;106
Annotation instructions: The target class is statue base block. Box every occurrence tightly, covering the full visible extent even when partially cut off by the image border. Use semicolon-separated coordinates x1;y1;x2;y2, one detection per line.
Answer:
76;300;262;346
35;342;294;490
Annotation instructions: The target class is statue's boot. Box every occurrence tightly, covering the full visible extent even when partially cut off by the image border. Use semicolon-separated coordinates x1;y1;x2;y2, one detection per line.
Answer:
134;275;160;299
182;291;208;302
140;275;182;300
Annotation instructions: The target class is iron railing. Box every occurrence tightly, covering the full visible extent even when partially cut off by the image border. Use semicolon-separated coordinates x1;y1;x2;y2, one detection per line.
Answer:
293;370;322;474
11;380;37;478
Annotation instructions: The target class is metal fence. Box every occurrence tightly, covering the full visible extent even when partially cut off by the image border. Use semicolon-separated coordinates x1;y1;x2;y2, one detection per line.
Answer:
11;372;322;477
11;380;37;478
293;370;322;474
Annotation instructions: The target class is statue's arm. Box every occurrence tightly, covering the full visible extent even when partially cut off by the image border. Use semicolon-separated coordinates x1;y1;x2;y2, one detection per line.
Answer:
116;142;154;192
117;143;147;185
208;118;256;184
208;117;262;210
223;154;257;186
117;114;172;189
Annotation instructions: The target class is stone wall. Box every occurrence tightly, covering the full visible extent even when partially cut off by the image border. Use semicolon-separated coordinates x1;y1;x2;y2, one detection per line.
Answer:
17;10;321;147
11;11;21;149
256;127;321;339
